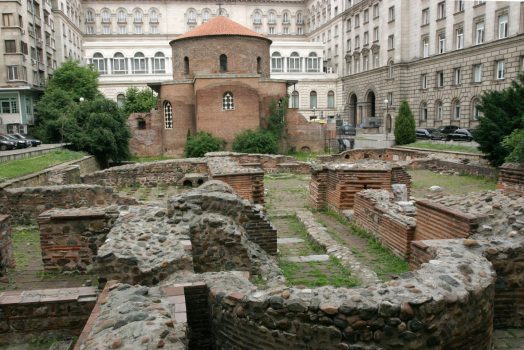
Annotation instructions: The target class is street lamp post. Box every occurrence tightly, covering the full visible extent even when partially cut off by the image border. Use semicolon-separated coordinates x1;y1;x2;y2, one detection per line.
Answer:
384;99;389;142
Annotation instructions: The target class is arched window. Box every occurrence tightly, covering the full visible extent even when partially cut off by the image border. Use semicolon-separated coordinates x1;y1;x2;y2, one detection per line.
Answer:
388;60;394;79
327;91;335;109
310;91;317;109
268;11;276;24
283;12;290;24
164;102;173;129
184;56;190;74
223;92;234;110
253;11;262;24
288;52;301;72
187;9;196;23
117;9;126;23
85;9;94;22
307;52;319;72
137;118;146;130
133;9;143;23
219;8;227;16
296;12;303;24
219;54;227;72
116;94;125;107
471;98;483;120
133;52;147;74
271;52;283;72
153;52;165;73
257;57;262;74
92;53;106;74
202;9;210;22
101;9;111;23
420;102;428;121
435;100;443;121
149;9;158;23
112;52;127;74
291;91;299;108
452;99;461;120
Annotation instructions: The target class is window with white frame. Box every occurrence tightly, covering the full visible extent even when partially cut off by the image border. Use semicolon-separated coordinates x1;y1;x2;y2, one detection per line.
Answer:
0;97;18;113
202;10;210;22
134;24;142;34
283;12;290;24
253;11;261;24
283;27;289;34
472;98;483;120
288;52;301;72
438;32;446;54
373;52;379;68
150;10;159;23
387;92;393;106
452;100;461;120
364;31;369;45
133;9;143;23
363;9;369;23
268;12;276;24
86;25;94;34
473;64;482;82
112;52;127;74
327;91;335;108
388;35;394;50
164;102;173;128
455;0;464;12
271;52;283;72
363;55;369;71
421;74;428;89
102;25;110;35
118;25;127;34
496;60;505;79
187;9;196;24
116;94;125;107
117;9;126;23
268;26;275;34
297;12;303;24
309;91;317;108
420;102;428;121
101;9;111;23
133;52;147;74
388;60;394;78
150;24;158;34
354;14;359;27
436;70;444;87
153;52;165;73
297;27;303;35
354;57;360;73
456;27;463;49
355;35;360;49
475;21;484;45
291;91;299;108
422;8;429;25
373;27;378;42
454;67;461;85
222;92;234;110
373;4;379;18
474;0;486;5
7;66;19;81
347;39;352;51
422;36;429;58
388;6;395;21
307;52;320;72
85;9;94;22
92;53;107;74
498;14;508;39
437;1;446;19
435;101;443;121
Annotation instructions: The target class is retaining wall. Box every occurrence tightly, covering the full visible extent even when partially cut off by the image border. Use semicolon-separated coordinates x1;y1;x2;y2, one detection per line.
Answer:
497;162;524;195
0;215;14;276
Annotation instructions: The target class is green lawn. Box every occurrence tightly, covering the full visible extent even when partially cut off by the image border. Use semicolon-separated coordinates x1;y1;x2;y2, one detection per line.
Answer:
402;141;483;154
0;150;85;182
408;169;497;197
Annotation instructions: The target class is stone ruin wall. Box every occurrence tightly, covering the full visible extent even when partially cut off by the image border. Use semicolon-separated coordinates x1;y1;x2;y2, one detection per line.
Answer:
37;207;119;273
206;152;311;174
497;162;524;195
0;215;14;276
318;148;429;163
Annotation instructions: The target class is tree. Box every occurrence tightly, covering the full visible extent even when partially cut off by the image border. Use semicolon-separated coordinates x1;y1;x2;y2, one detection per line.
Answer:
475;73;524;166
185;132;226;157
502;116;524;163
33;60;131;166
232;129;278;154
265;97;288;140
121;87;157;116
394;100;416;145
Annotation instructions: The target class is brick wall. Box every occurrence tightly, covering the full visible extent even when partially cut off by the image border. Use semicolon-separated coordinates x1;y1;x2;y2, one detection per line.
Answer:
182;283;212;349
309;168;328;209
128;112;164;157
0;185;135;224
409;158;498;179
286;109;334;153
213;173;264;205
353;192;416;259
409;240;437;270
0;287;97;345
319;148;429;163
497;163;524;195
0;215;14;276
414;200;482;241
206;152;311;174
38;207;119;273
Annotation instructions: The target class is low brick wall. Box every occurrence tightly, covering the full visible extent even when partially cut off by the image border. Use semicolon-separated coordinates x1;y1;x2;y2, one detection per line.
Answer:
309;168;328;209
213;173;264;204
414;200;482;241
0;287;97;345
497;162;524;195
354;191;416;259
0;215;14;276
38;207;119;273
409;158;498;179
0;185;136;224
318;148;429;163
206;152;311;174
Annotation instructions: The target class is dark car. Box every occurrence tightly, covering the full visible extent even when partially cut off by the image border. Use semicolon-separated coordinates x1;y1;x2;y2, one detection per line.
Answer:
0;134;29;148
0;135;17;151
10;133;42;147
437;125;460;135
416;128;446;140
339;124;356;136
447;128;474;141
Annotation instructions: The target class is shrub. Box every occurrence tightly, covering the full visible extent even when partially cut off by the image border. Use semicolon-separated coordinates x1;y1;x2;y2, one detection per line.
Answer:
394;100;416;145
184;132;225;157
232;129;278;154
121;87;157;115
502;117;524;163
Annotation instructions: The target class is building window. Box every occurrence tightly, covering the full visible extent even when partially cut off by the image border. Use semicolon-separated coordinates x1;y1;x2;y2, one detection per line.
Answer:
452;100;461;120
164;102;173;129
498;14;508;39
421;74;428;89
437;1;446;19
291;91;299;108
355;35;360;49
364;31;369;45
388;6;395;22
271;52;282;72
252;11;261;25
354;14;359;28
116;94;125;107
496;60;505;80
0;97;18;113
472;64;482;83
475;21;484;45
187;9;196;24
435;100;443;121
373;4;379;18
92;53;107;74
387;92;393;106
455;0;464;12
327;91;335;108
373;27;379;42
2;13;14;26
133;52;147;74
101;9;111;23
7;65;19;81
310;91;317;109
112;52;127;74
437;71;444;87
373;52;379;68
363;55;369;71
307;52;320;72
363;9;369;23
420;102;428;121
388;35;394;50
288;52;301;72
4;40;16;53
153;52;165;73
422;8;429;25
202;10;210;23
219;54;227;72
472;98;483;120
422;37;429;58
388;60;394;78
297;12;303;24
454;67;461;85
455;27;463;49
119;25;127;34
438;32;446;54
103;25;110;35
283;12;290;24
134;24;143;34
297;27;303;35
86;25;94;35
184;56;190;74
257;57;262;74
222;92;234;110
150;9;159;23
137;118;146;130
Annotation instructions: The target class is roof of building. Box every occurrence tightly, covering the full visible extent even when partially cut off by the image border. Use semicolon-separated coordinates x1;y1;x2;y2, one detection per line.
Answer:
173;16;271;43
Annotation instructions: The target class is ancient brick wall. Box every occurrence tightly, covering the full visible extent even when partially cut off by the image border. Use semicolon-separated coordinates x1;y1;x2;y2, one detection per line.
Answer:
353;192;416;259
286;109;334;153
127;112;164;157
408;240;437;270
38;207;119;273
410;158;498;179
414;200;481;241
309;168;328;209
497;163;524;195
206;152;311;174
319;148;429;163
0;215;14;276
0;287;97;345
0;185;135;224
213;173;264;204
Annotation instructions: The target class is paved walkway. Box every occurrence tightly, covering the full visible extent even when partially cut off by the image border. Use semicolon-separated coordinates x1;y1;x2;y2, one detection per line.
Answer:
0;143;66;163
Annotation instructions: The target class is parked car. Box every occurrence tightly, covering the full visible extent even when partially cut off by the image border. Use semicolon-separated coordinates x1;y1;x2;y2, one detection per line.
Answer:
437;125;460;135
339;124;356;136
416;128;446;140
10;133;42;147
0;135;17;151
447;128;474;141
0;134;29;148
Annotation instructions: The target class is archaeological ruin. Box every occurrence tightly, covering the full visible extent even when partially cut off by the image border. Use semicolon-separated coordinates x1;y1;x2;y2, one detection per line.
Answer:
0;147;522;349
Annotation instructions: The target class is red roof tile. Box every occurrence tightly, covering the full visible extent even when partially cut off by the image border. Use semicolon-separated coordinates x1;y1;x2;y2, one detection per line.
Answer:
173;16;271;42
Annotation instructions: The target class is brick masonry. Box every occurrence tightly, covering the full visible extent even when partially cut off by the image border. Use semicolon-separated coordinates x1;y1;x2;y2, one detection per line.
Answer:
0;215;14;276
497;162;524;195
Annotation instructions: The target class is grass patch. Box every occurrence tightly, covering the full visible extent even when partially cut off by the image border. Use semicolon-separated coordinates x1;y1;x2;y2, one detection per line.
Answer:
131;155;176;163
321;208;409;280
408;169;496;196
0;150;86;182
12;226;40;268
402;141;482;154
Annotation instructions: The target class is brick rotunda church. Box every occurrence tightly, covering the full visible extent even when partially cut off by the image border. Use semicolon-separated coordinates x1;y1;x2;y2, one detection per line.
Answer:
129;16;289;157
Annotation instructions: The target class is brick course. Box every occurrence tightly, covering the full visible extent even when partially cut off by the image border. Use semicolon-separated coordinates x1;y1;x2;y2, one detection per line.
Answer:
497;163;524;195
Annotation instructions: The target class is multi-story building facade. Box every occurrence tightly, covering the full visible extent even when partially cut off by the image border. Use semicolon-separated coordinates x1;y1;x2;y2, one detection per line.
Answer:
2;0;523;137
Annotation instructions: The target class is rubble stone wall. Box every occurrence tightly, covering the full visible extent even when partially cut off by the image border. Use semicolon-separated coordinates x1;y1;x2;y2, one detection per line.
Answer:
206;152;311;174
37;207;119;273
497;163;524;195
0;287;97;345
318;148;429;163
0;215;14;276
409;158;498;179
353;191;416;259
0;185;136;224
